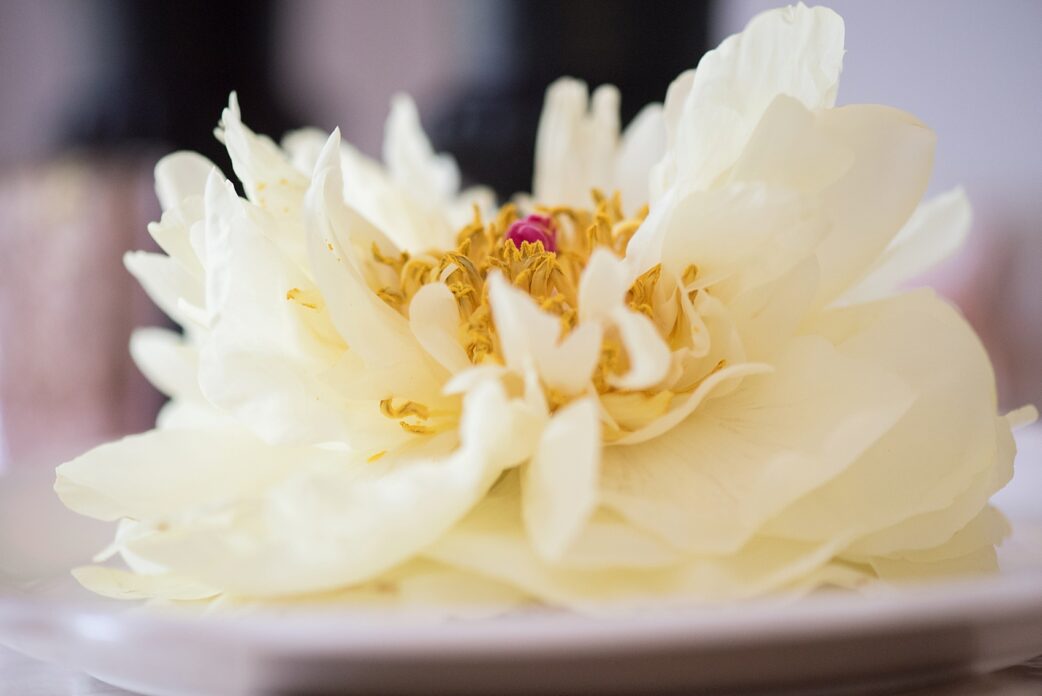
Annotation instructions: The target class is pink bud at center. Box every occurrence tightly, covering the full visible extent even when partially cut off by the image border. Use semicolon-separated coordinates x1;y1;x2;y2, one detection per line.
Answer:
505;214;557;253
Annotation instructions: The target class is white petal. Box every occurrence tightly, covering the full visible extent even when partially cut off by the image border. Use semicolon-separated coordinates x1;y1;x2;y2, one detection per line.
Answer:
601;336;914;554
154;152;216;211
731;97;935;305
428;480;836;612
129;327;201;400
216;93;309;213
843;416;1014;558
606;307;672;390
556;510;683;570
281;127;330;175
522;397;601;561
655;183;827;300
306;146;445;399
124;250;205;328
383;95;460;209
147;196;205;278
765;291;1003;545
55;428;305;522
614;104;666;211
657;4;844;193
72;565;219;601
408;282;471;374
127;381;544;596
729;256;820;362
612;361;771;445
198;172;355;445
534;79;620;206
488;272;601;395
842;188;971;304
578;249;671;390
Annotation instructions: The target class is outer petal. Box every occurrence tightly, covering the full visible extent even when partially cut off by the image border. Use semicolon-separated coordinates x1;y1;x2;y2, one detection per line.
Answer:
534;79;620;206
154;152;215;212
653;4;844;194
72;566;218;601
55;428;305;522
123;251;205;329
129;327;201;400
126;381;545;596
216;93;310;216
764;290;1005;546
306;137;447;402
842;187;971;304
652;184;826;299
601;336;914;554
427;478;835;612
383;95;461;217
198;172;358;445
728;96;935;305
522;397;601;561
613;103;666;212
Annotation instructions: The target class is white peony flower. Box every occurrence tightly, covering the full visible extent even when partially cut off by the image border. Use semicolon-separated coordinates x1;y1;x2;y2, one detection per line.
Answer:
56;3;1035;613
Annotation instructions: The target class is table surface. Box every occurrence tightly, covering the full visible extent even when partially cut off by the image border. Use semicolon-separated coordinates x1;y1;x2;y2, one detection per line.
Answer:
2;645;1041;696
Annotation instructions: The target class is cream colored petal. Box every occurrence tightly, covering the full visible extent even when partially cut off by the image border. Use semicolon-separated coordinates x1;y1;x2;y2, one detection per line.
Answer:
427;480;836;612
198;173;356;445
577;248;632;321
578;249;671;390
306;149;446;400
534;79;620;206
653;184;826;300
216;93;309;214
522;397;601;561
127;380;545;597
488;272;601;395
730;97;935;306
875;506;1010;565
408;282;471;374
729;256;820;363
129;327;201;400
613;103;666;211
556;510;683;570
842;188;971;304
339;140;449;254
842;414;1014;558
147;196;205;279
383;95;461;210
281;127;330;175
72;566;219;601
765;290;1002;545
124;250;205;329
648;70;695;203
154;151;215;211
612;362;771;445
607;308;673;391
868;546;999;583
601;336;914;554
55;428;306;522
660;4;844;193
218;559;529;619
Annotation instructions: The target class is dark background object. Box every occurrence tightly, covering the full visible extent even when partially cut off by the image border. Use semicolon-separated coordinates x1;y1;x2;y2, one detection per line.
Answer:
430;0;711;198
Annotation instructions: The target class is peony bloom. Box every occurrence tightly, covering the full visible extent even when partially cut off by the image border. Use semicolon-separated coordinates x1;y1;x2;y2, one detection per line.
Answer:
56;4;1034;613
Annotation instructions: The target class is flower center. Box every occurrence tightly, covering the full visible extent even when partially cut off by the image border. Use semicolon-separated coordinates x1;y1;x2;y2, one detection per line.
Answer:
366;190;721;433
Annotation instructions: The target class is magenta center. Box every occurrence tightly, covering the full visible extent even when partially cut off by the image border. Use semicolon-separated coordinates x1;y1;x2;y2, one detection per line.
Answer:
505;214;558;253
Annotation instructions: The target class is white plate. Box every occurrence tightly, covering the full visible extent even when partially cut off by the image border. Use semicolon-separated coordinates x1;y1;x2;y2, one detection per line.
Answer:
1;428;1041;696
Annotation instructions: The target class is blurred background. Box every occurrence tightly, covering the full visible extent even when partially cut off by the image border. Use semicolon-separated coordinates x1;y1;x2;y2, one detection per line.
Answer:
0;0;1039;470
